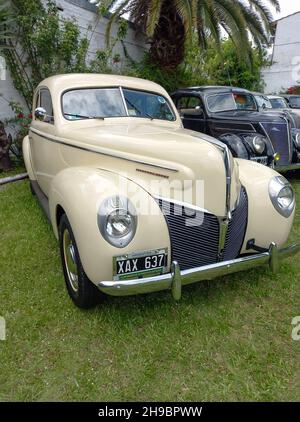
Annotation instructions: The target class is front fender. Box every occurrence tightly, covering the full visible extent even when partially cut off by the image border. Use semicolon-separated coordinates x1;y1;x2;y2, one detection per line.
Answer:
237;159;295;252
218;133;249;159
49;167;171;285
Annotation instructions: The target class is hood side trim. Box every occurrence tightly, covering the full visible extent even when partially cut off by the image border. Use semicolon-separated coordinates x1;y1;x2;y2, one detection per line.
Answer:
29;127;179;173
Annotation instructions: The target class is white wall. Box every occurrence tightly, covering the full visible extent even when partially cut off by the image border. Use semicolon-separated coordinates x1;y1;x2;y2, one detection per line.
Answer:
60;0;147;63
262;12;300;94
0;0;147;121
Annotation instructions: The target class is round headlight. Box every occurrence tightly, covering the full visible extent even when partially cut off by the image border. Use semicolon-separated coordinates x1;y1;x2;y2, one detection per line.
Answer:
106;210;134;238
252;136;266;154
292;130;300;148
98;196;137;248
269;176;295;218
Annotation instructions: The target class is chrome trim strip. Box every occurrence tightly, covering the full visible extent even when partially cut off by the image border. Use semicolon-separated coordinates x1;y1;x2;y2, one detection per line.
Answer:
188;131;232;218
223;145;232;220
119;86;129;116
218;218;229;256
29;127;179;173
259;122;276;156
98;242;300;299
156;196;214;216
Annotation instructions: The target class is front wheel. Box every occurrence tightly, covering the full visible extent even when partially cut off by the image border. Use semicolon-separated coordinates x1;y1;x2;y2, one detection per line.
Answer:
59;214;102;309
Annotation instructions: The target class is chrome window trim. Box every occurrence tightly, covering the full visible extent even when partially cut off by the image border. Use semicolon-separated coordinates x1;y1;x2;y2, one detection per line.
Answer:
119;86;129;117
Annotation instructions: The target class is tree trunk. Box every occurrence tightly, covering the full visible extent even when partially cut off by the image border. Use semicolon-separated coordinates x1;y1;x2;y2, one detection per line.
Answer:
149;0;186;72
0;121;12;171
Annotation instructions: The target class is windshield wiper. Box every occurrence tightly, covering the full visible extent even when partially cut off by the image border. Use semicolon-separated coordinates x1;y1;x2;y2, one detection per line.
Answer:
64;113;105;120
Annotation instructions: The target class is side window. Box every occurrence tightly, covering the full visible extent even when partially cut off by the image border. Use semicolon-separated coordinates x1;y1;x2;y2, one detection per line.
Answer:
177;96;203;117
40;89;54;124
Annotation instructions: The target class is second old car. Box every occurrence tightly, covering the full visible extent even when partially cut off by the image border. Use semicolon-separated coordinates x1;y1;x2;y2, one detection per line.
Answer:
23;74;299;308
171;86;300;171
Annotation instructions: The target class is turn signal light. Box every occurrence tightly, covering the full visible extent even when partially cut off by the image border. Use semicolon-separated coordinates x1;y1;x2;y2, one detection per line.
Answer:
274;153;281;162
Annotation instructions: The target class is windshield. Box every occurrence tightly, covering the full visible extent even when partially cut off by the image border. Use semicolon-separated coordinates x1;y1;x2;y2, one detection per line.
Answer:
289;96;300;108
269;98;287;109
206;92;257;112
62;87;176;121
255;95;272;109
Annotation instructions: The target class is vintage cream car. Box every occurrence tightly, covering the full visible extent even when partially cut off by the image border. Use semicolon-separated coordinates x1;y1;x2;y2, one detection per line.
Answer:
23;74;299;308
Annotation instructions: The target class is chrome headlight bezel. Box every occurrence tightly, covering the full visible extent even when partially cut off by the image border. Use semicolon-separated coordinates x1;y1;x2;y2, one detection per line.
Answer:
252;136;266;154
269;176;295;218
243;134;267;155
291;128;300;148
98;195;137;248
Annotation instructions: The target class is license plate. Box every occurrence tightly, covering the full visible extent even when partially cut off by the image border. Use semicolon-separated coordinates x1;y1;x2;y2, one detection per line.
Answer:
113;248;168;281
251;156;268;166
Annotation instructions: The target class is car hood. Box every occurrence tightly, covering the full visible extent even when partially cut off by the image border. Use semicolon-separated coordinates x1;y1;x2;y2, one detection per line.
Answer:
59;120;241;217
211;110;288;123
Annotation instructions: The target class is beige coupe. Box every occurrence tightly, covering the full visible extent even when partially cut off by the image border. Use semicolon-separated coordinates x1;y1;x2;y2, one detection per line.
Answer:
23;74;299;308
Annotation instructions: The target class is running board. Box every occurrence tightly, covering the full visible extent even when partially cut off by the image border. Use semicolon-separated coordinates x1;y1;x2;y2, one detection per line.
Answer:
30;181;51;221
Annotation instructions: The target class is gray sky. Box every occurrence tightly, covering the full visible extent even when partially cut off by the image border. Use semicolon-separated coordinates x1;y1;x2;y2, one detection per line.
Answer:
275;0;300;19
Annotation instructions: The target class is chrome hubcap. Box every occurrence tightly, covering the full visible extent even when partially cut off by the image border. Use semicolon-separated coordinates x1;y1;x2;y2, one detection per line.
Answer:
63;229;79;292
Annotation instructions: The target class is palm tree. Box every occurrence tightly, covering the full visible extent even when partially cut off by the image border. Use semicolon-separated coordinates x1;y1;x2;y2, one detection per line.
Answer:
103;0;280;71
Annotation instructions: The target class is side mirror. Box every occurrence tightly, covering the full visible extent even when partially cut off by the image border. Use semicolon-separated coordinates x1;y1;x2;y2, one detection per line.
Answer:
35;107;46;121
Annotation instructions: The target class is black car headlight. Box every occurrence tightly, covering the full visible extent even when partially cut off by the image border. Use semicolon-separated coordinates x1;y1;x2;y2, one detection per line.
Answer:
269;176;295;218
98;196;137;248
291;128;300;148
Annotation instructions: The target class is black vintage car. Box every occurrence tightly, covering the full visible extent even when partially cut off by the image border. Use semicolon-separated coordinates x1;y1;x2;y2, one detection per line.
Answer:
171;86;300;170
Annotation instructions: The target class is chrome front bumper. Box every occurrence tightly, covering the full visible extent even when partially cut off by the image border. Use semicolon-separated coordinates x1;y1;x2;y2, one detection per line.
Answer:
98;243;300;300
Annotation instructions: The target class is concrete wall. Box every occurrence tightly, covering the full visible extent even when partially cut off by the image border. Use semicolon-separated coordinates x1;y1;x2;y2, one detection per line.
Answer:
0;0;147;121
262;12;300;94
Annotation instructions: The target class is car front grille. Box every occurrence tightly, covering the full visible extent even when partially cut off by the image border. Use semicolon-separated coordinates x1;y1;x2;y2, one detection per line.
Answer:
261;122;291;166
157;187;248;270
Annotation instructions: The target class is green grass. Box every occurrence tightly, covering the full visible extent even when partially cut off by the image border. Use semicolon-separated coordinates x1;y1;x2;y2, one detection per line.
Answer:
0;165;26;179
0;171;300;402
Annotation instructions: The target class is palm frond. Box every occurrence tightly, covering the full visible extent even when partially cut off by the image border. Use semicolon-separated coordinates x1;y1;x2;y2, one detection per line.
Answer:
101;0;278;70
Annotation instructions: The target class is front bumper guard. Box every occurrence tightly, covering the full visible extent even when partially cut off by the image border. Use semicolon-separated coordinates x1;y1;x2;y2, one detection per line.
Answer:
98;243;300;301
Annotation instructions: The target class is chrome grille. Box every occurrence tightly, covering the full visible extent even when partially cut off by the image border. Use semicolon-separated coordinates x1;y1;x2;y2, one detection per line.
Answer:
222;187;248;261
158;187;248;270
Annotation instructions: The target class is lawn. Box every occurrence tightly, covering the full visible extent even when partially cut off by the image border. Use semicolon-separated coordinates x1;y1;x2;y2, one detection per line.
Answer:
0;171;300;402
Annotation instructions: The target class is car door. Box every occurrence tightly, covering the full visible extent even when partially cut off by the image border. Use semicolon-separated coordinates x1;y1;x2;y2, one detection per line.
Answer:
30;88;59;196
175;95;206;133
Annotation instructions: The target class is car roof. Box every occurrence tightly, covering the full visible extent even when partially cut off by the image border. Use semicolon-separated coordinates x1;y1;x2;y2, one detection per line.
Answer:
37;73;169;97
251;91;268;97
172;86;251;95
268;95;285;99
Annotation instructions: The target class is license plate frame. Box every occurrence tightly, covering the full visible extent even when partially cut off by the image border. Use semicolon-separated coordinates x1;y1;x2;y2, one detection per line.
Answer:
113;248;168;281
